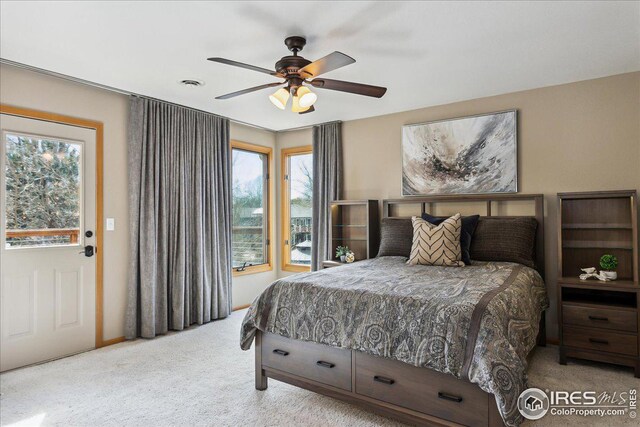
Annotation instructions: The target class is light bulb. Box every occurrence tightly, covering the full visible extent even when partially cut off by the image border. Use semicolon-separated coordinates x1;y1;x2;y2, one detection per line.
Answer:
268;88;289;110
297;86;317;108
291;95;310;113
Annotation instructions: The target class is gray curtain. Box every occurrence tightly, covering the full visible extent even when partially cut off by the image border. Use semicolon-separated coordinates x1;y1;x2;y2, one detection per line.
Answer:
311;122;343;271
125;96;232;339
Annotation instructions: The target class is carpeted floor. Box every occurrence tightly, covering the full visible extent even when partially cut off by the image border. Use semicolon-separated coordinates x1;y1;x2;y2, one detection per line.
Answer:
0;309;637;427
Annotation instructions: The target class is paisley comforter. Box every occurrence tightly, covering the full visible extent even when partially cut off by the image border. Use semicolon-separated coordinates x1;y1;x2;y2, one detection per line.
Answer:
240;257;548;426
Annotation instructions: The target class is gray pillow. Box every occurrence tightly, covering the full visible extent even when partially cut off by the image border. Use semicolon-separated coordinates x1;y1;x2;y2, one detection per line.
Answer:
377;217;413;258
469;217;538;268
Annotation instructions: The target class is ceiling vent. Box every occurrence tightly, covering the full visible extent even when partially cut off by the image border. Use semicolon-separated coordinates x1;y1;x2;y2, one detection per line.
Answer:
179;79;205;87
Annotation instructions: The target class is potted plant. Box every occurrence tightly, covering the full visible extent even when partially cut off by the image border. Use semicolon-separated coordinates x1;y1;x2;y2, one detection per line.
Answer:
599;254;618;280
336;246;350;263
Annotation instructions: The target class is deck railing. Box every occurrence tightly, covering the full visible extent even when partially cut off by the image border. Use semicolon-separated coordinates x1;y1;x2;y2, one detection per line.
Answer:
5;228;80;247
232;225;265;267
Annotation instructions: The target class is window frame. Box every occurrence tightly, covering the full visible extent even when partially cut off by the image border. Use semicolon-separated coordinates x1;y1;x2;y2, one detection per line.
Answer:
230;140;273;276
281;145;313;272
3;131;85;250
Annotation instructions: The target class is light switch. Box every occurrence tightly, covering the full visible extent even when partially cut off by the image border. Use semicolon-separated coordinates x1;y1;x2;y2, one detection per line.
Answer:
106;218;115;231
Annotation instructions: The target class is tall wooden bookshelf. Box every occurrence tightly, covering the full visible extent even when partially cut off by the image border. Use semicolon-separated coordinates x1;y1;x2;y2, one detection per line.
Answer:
329;200;379;262
557;190;639;377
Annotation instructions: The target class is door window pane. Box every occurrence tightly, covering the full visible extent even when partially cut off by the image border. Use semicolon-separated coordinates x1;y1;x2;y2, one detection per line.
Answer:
4;134;82;249
232;148;268;268
288;153;313;265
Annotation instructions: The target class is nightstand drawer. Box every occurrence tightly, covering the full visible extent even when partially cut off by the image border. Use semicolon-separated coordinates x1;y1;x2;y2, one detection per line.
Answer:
563;304;637;332
563;326;638;356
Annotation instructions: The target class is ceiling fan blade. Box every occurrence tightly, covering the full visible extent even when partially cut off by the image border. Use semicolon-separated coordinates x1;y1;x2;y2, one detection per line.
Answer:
207;57;282;77
308;78;387;98
215;82;284;100
299;105;315;115
298;52;355;78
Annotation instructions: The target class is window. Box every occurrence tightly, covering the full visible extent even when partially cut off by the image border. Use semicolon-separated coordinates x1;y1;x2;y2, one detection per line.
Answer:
281;146;313;271
4;132;82;249
231;141;272;275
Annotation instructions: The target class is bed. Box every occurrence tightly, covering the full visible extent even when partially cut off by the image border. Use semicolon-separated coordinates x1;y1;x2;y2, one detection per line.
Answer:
241;194;548;427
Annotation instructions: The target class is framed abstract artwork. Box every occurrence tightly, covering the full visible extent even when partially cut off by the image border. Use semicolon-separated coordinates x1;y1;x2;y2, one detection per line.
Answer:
401;110;517;196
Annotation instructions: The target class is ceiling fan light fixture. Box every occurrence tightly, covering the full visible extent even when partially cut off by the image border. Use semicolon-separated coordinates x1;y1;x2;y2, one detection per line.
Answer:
210;36;387;112
269;88;289;110
297;86;317;108
291;95;310;113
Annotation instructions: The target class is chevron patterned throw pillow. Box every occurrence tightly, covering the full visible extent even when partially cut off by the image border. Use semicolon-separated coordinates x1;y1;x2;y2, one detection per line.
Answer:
407;213;465;267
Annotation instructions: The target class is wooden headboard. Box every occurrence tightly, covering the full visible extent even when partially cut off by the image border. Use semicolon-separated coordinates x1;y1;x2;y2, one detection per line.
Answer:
382;194;545;279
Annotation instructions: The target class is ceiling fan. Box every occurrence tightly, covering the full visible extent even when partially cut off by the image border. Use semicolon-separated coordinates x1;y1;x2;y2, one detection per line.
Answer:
208;36;387;114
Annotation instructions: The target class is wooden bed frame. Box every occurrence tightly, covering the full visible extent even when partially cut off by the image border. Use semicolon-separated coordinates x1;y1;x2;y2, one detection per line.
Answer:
255;194;546;427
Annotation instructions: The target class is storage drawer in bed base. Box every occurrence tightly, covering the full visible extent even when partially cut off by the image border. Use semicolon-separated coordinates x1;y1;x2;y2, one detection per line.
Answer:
355;352;489;426
261;332;352;391
255;331;505;427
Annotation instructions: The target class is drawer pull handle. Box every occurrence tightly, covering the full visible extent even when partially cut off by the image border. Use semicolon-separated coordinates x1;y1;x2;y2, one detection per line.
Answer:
373;375;395;385
589;338;609;345
438;392;463;403
316;360;335;369
588;316;609;322
273;349;289;356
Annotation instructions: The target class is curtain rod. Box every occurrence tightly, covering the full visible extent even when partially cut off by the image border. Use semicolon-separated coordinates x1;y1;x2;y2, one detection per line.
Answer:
0;58;274;132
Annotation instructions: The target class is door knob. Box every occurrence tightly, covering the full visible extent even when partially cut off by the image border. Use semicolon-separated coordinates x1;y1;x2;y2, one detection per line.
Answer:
79;245;94;257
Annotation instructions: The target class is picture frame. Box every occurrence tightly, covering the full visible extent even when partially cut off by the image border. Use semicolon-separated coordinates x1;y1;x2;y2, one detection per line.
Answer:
401;110;518;196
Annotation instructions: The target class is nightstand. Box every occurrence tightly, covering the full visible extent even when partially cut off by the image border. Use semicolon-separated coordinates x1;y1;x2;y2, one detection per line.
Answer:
322;260;352;269
557;191;639;377
558;279;639;377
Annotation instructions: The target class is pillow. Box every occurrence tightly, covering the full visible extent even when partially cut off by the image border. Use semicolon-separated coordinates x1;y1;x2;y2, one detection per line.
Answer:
377;217;413;257
469;217;538;268
407;214;465;267
422;213;479;265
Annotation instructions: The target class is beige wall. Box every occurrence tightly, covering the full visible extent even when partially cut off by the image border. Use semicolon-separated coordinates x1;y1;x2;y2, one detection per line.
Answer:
276;72;640;340
1;64;130;341
0;64;277;339
2;63;638;342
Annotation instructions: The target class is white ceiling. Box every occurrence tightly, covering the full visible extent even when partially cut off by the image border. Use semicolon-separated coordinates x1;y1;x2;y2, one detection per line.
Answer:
1;1;639;131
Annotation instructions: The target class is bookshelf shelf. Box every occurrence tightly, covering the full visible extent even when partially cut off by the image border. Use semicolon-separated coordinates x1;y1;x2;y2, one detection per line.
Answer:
557;190;639;377
562;223;632;230
329;200;379;264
